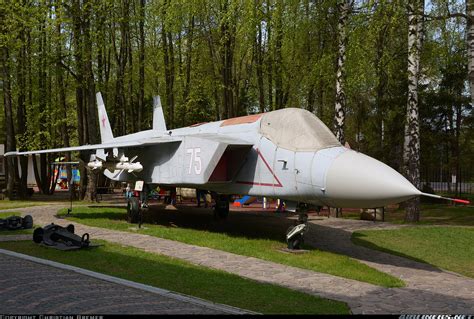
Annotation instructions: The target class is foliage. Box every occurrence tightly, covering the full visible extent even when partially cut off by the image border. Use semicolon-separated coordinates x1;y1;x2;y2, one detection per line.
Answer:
0;0;472;190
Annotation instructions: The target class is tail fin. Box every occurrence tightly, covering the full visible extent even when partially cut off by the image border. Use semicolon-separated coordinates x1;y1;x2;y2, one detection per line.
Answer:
96;92;114;143
153;96;167;131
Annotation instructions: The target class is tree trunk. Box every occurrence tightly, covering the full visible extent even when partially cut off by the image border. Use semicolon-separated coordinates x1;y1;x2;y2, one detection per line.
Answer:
257;18;265;113
334;0;350;145
72;0;85;146
403;0;424;222
17;25;28;198
138;0;145;131
274;2;283;110
220;1;235;118
467;1;474;108
183;15;194;106
83;0;98;201
1;46;17;199
55;7;72;191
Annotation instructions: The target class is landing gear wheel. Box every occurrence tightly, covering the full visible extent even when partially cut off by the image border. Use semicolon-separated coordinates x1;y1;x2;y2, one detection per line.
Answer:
22;215;33;229
127;197;140;224
287;234;304;250
214;196;229;219
33;227;44;244
286;224;306;250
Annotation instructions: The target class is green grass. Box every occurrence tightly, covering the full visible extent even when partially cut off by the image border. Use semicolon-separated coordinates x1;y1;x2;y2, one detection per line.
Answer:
58;206;404;288
0;212;34;235
341;203;474;226
0;200;52;210
387;204;474;225
352;226;474;278
0;240;350;314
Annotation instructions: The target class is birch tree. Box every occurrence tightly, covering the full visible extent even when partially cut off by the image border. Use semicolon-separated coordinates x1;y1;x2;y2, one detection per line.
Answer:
334;0;351;145
403;0;424;222
466;1;474;108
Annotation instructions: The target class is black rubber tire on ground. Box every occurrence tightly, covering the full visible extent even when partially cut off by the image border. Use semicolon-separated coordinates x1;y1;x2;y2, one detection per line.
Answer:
22;215;33;229
127;197;140;224
66;224;75;234
286;226;304;249
214;197;229;219
6;216;22;230
33;227;44;244
287;234;304;250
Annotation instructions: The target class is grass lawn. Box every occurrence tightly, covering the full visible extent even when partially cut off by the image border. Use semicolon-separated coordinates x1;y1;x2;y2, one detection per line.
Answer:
58;206;404;288
0;240;350;314
341;203;474;226
385;204;474;225
0;212;34;235
0;200;53;210
352;226;474;278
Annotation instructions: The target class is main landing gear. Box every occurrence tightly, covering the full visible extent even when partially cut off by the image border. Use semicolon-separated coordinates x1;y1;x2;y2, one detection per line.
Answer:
214;194;230;219
286;204;309;250
127;197;140;224
127;185;148;227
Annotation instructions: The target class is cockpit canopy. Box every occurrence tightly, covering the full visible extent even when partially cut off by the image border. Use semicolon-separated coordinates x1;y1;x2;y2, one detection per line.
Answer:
259;108;341;151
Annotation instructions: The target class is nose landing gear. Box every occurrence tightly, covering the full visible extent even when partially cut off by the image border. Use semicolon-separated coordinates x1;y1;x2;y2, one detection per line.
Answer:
286;203;309;250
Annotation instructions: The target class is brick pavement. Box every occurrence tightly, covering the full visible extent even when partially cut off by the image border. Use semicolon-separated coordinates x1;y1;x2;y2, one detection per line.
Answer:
1;205;474;314
0;251;250;314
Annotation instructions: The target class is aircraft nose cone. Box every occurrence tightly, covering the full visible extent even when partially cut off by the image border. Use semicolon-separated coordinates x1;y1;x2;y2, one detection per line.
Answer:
324;150;420;208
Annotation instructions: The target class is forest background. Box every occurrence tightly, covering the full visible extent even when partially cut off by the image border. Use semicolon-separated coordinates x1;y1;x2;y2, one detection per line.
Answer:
0;0;472;220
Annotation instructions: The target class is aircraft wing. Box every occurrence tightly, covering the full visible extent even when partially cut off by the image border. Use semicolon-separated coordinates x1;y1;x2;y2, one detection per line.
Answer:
3;136;181;157
164;134;253;185
97;133;254;184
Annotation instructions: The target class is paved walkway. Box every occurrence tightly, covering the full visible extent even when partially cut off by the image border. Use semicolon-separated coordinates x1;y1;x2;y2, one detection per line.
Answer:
2;205;474;314
0;250;245;314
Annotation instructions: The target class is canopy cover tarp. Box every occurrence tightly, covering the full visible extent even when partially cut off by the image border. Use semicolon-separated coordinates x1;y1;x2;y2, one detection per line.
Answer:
259;108;340;151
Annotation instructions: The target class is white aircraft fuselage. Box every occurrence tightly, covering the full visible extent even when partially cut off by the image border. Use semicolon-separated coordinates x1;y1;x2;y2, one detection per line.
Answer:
9;93;466;209
104;108;421;209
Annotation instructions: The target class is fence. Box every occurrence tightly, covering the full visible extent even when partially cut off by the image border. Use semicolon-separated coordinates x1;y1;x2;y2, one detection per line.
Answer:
421;168;473;195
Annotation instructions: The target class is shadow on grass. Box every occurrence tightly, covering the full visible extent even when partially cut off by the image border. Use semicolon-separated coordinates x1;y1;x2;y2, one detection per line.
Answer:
305;223;444;273
65;211;127;221
63;205;444;275
351;232;433;266
66;204;295;243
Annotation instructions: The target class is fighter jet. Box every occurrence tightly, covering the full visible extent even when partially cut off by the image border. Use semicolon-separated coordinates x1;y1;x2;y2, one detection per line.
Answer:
5;93;469;248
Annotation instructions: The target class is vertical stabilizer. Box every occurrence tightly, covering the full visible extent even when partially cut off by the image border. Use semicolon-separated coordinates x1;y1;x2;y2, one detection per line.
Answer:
153;96;167;131
96;92;114;143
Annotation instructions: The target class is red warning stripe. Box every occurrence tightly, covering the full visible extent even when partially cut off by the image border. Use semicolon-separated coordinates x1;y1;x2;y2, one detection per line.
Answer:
236;148;282;188
453;198;470;204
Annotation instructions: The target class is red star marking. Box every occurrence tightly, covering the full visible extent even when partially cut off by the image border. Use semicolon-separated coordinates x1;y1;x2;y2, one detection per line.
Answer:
101;114;106;128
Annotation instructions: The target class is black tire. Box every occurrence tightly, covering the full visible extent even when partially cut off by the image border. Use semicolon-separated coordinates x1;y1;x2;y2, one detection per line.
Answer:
287;234;303;250
22;215;33;229
214;198;229;219
286;226;304;250
66;224;75;234
33;227;44;244
127;197;140;224
6;216;22;230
